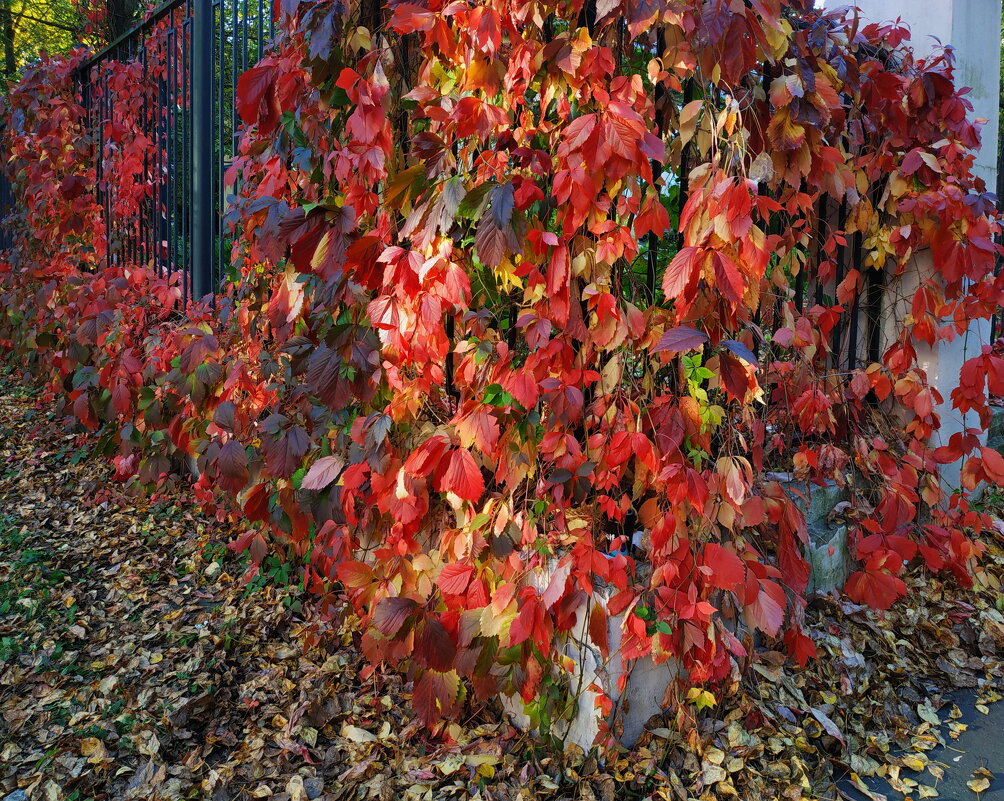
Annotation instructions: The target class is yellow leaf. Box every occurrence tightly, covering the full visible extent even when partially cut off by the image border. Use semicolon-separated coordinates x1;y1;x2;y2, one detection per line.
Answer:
437;754;464;775
465;754;499;767
341;724;378;743
349;26;372;52
902;754;927;772
476;763;495;780
702;764;727;785
678;100;703;146
687;687;717;709
80;737;108;764
492;257;523;294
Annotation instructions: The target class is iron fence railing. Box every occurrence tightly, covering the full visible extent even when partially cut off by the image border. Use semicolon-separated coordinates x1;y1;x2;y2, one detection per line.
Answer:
748;194;884;377
990;122;1004;345
75;0;272;303
0;4;991;370
215;0;274;288
0;169;13;252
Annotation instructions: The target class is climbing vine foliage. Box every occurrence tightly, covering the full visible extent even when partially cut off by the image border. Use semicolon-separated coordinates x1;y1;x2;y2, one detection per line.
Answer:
2;1;1003;742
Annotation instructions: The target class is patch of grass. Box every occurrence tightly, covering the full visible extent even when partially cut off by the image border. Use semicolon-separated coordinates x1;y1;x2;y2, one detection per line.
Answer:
0;511;26;549
114;712;138;734
971;485;1004;517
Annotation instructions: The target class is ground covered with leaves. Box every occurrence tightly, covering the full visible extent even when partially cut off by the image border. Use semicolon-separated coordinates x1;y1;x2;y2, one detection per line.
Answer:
0;382;1002;801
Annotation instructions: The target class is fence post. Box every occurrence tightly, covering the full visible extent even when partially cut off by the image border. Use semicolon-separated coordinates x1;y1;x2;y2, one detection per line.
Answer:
191;0;214;300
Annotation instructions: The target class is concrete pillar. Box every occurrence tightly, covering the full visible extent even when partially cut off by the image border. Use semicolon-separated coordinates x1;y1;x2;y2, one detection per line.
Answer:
828;0;1001;491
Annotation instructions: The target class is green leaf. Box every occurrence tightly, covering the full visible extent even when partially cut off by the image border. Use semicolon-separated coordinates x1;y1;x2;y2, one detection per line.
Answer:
457;182;493;220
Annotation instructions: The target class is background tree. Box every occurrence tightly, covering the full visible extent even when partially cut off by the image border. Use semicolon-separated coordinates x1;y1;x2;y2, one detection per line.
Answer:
0;0;143;83
77;0;144;45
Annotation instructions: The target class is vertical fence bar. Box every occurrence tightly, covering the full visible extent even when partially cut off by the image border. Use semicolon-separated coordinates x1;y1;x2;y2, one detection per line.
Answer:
183;7;193;302
867;263;884;364
847;229;863;371
993;107;1004;344
831;200;847;369
168;24;178;282
191;0;214;299
215;0;224;286
67;0;271;299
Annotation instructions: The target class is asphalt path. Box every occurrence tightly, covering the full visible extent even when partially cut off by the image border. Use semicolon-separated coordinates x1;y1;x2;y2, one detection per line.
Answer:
838;691;1004;801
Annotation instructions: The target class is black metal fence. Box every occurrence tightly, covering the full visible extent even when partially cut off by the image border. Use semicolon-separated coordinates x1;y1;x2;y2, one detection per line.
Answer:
76;0;273;303
795;196;885;374
0;169;13;252
745;194;884;377
990;126;1004;344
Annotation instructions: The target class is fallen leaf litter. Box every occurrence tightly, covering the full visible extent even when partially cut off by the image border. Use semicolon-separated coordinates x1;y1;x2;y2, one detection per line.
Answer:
0;384;1001;800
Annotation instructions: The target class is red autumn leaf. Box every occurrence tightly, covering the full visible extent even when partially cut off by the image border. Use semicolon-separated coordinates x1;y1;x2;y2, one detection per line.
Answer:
652;325;709;355
712;251;744;303
389;3;435;33
412;669;461;725
263;425;309;478
914;389;934;419
778;526;810;595
373;596;419;637
719;352;751;403
541;559;571;610
845;568;907;610
901;147;925;176
302;455;346;490
414;617;457;672
635;190;670;238
919;543;946;572
436;448;484;502
337;560;376;590
455;407;500;454
744;578;786;636
216;440;249;493
507;372;539;409
783;626;818;667
980;446;1004;484
438;562;475;596
470;5;502;54
242;482;271;523
111;382;131;416
588;600;609;657
72;393;98;431
235;62;281;132
701;543;745;591
509;589;546;650
661;246;703;310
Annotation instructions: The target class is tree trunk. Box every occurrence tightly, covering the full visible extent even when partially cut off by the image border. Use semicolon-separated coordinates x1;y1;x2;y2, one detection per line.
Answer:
104;0;141;42
0;0;15;81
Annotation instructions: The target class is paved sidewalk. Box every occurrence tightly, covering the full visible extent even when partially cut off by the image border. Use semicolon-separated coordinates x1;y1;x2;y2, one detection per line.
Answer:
840;691;1004;801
